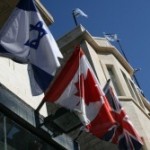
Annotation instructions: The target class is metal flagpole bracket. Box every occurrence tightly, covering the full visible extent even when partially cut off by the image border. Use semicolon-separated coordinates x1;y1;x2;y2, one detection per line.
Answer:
35;100;45;113
37;107;82;137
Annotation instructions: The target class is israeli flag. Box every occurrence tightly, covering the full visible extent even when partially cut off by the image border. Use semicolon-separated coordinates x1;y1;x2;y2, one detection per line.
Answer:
103;33;118;42
0;0;63;95
73;8;88;18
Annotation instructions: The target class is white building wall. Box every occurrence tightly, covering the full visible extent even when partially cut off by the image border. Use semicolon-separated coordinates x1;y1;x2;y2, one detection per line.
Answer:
81;42;108;87
0;57;47;116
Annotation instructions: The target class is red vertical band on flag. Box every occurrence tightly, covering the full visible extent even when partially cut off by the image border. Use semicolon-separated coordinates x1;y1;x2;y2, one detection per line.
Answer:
44;46;84;102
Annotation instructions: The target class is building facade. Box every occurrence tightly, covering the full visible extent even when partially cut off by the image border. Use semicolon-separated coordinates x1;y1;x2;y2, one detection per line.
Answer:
56;25;150;149
0;1;150;150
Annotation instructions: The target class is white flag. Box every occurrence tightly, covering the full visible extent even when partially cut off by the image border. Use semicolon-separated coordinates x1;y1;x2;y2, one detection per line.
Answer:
73;8;88;18
104;33;118;42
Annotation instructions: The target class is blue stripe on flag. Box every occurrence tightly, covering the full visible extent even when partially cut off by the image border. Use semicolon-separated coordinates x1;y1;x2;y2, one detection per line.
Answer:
102;127;116;141
28;64;53;96
0;44;28;63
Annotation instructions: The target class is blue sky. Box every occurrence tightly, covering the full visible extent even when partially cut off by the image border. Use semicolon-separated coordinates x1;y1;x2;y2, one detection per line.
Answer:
41;0;150;101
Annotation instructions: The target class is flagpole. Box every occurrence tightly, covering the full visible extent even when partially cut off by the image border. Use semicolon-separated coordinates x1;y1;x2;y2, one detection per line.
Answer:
72;10;78;26
115;39;144;95
132;70;145;96
35;99;45;112
116;39;129;62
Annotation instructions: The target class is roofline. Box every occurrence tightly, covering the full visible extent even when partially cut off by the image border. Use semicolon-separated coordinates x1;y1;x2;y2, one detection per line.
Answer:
57;24;134;75
35;0;54;25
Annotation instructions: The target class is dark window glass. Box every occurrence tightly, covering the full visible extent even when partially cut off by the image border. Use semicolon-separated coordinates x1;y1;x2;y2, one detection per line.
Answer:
6;118;56;150
107;66;122;96
122;71;136;99
0;112;56;150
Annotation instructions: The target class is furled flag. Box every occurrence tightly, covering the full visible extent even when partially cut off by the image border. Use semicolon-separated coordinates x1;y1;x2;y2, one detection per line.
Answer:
103;80;143;150
73;8;88;18
44;46;116;138
103;33;118;42
0;0;63;95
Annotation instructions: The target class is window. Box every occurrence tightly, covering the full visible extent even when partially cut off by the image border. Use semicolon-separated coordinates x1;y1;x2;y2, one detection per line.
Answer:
130;81;141;103
122;71;137;99
0;84;78;150
107;66;123;96
121;71;142;104
0;112;56;150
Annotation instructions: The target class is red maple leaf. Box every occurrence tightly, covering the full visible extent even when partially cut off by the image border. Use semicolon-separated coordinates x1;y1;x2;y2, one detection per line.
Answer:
75;69;102;105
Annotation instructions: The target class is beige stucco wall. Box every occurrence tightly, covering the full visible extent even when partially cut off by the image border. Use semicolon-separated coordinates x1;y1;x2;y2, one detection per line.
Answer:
81;41;107;86
121;100;150;149
56;25;150;149
83;38;150;149
0;57;47;116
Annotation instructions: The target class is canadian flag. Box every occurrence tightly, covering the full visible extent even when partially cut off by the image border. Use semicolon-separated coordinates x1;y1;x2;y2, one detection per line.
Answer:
44;46;115;138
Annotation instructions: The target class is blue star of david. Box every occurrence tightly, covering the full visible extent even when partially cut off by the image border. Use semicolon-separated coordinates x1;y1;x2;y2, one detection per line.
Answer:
25;21;47;49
